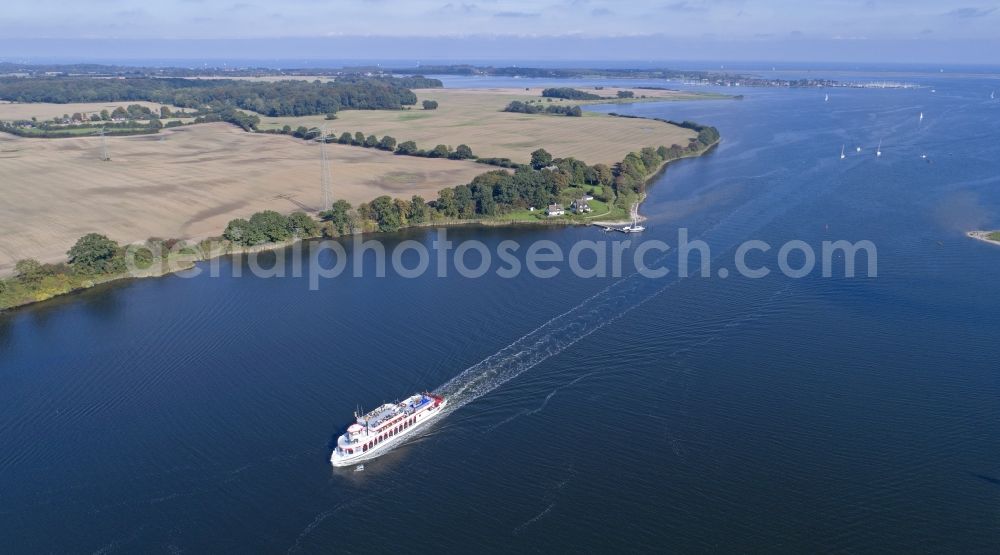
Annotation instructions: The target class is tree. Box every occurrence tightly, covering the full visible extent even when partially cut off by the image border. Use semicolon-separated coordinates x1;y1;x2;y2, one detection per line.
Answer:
409;195;428;224
378;135;397;151
99;109;110;121
451;144;474;160
369;196;402;232
160;105;172;118
353;131;365;146
67;233;121;274
530;148;553;170
338;132;353;144
224;218;264;246
428;144;451;158
364;134;379;148
395;140;419;155
287;212;319;237
436;188;458;218
321;200;354;236
14;259;48;287
110;106;128;120
422;100;439;110
249;210;293;242
592;163;614;186
617;90;635;99
453;185;475;217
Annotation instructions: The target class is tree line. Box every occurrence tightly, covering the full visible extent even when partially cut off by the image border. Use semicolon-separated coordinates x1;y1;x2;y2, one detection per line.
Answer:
268;125;479;161
503;101;583;116
2;233;133;308
0;75;440;117
307;129;717;236
541;87;604;101
223;211;319;246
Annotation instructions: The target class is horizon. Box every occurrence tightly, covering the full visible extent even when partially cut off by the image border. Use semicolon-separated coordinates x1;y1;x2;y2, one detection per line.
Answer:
3;37;1000;68
2;0;1000;65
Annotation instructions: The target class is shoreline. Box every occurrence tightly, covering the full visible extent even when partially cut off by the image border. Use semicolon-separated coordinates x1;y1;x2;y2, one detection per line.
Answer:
1;130;719;315
967;230;1000;246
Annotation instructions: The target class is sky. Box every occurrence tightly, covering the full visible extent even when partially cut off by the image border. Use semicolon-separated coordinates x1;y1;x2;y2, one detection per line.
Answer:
1;0;998;63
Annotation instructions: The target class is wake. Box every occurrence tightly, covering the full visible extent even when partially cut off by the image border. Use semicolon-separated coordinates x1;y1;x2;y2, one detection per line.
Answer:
435;145;820;413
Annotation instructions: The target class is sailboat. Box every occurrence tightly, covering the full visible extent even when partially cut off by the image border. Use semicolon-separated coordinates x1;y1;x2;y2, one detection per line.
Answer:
856;146;862;153
992;90;996;100
876;139;882;158
824;93;829;102
919;112;924;123
621;217;645;233
840;145;846;160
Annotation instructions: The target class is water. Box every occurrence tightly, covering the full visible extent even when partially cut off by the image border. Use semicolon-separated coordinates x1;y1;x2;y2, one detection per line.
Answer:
3;71;1000;553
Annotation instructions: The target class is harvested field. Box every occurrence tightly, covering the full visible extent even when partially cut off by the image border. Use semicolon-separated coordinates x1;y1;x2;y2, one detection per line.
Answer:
0;123;486;272
258;87;699;165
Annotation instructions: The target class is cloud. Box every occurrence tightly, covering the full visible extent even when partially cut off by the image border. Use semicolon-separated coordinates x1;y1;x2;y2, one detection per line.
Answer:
493;11;539;18
945;7;996;18
661;1;709;13
437;2;478;14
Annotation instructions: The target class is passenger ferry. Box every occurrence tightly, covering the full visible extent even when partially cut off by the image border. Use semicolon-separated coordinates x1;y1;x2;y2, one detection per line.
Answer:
330;393;447;467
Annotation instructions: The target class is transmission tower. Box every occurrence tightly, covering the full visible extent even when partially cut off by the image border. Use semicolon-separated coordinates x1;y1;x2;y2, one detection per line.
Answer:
311;126;332;212
98;127;110;161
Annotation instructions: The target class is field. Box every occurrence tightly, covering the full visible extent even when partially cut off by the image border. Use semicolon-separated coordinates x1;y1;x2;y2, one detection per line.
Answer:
0;86;708;274
258;87;700;165
0;123;486;273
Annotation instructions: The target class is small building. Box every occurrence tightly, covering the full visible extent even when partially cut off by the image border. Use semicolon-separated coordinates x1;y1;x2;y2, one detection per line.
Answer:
571;198;592;214
583;194;594;201
546;203;565;217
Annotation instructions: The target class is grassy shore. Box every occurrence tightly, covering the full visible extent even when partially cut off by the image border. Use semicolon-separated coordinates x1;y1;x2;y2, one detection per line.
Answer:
968;230;1000;246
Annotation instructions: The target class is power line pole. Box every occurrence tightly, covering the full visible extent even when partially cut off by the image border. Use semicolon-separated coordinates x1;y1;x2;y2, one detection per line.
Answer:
99;127;110;161
311;126;332;212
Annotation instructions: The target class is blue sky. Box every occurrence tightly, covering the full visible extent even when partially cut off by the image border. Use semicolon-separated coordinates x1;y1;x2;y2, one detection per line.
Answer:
1;0;998;62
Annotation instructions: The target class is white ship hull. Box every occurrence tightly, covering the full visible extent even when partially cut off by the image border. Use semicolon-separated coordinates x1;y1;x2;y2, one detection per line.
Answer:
330;393;446;467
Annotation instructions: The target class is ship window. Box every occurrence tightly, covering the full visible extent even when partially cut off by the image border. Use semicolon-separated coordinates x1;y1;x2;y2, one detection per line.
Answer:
363;444;367;452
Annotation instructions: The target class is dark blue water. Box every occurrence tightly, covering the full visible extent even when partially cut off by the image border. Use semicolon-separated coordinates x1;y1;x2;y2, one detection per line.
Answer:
2;73;1000;553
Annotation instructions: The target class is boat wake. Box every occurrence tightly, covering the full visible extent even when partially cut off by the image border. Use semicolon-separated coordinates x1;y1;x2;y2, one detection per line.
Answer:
436;150;820;416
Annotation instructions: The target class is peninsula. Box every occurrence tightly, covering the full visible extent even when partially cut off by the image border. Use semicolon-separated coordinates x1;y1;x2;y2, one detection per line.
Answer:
0;65;720;311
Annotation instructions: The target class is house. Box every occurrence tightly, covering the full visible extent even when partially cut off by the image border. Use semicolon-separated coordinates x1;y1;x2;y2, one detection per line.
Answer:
570;198;592;214
546;203;565;217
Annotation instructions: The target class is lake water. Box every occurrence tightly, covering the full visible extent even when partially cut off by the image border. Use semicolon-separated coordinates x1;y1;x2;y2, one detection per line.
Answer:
2;72;1000;553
